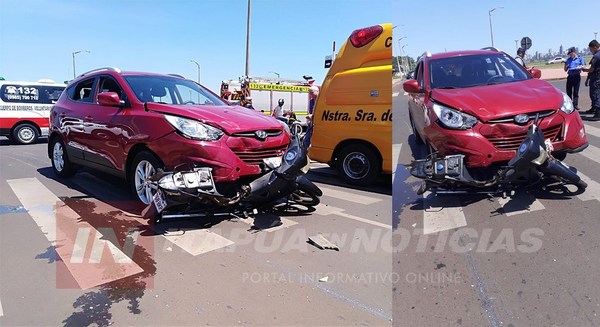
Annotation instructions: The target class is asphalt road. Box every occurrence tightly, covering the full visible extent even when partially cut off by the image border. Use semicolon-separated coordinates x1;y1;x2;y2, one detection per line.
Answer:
0;139;392;326
392;79;600;326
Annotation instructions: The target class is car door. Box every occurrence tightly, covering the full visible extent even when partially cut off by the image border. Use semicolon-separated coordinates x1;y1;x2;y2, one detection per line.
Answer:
84;75;129;172
409;61;427;137
61;77;98;161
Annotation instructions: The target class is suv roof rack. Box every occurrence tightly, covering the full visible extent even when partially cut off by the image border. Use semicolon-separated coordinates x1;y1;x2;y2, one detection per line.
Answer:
78;67;121;78
480;47;500;52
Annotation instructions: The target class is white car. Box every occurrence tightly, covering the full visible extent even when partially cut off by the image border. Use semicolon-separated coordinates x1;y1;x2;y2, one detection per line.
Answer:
546;57;566;65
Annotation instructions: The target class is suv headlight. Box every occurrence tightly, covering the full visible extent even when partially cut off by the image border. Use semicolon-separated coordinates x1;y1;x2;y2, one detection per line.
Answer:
560;92;574;114
164;114;224;141
432;103;478;130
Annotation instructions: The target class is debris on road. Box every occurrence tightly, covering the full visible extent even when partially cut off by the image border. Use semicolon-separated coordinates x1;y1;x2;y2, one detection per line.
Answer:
319;276;329;282
308;234;340;251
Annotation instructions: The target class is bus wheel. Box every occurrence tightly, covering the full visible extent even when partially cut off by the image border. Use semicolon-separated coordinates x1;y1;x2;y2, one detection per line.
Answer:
12;123;38;144
337;144;380;186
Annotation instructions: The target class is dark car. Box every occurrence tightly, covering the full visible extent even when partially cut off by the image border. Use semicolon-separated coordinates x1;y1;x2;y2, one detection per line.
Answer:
48;67;290;204
403;48;588;168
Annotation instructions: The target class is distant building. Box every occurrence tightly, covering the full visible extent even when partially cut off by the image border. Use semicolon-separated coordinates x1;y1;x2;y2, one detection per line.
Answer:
559;45;563;55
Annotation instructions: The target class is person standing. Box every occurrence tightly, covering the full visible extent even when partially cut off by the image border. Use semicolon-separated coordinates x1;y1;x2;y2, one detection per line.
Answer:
272;98;286;118
564;47;585;110
582;40;600;120
515;48;527;68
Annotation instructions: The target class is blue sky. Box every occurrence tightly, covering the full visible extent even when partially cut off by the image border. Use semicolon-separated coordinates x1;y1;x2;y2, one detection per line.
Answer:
392;0;600;60
0;0;390;91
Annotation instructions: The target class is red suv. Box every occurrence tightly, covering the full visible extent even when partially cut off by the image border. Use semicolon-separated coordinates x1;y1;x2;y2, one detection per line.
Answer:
403;48;588;168
48;67;290;204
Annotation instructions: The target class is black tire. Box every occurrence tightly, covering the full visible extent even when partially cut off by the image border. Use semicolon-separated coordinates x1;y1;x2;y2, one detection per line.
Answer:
336;144;381;186
50;137;76;177
409;113;424;145
290;185;320;207
12;123;38;144
129;151;163;205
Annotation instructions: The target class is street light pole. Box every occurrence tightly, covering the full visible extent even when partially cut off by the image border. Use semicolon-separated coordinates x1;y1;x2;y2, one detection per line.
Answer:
245;0;251;77
269;71;280;79
595;32;598;40
514;39;518;52
488;7;504;47
396;36;406;77
72;50;90;79
190;60;201;83
402;44;409;75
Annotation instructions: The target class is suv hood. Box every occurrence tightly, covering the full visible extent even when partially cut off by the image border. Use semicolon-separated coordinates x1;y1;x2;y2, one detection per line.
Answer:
431;79;563;122
145;103;283;134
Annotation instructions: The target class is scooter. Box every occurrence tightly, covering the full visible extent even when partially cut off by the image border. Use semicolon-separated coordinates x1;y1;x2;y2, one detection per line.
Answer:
142;134;322;222
408;115;588;196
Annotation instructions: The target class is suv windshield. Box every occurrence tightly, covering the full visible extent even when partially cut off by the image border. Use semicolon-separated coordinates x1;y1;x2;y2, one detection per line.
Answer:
124;75;227;106
428;53;531;89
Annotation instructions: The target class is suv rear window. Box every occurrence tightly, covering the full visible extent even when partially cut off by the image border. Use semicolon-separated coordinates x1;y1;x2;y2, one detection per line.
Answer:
124;75;227;106
428;53;531;89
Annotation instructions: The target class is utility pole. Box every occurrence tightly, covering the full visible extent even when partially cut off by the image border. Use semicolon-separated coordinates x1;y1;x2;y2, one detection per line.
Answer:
488;7;503;47
72;50;90;79
190;60;201;83
245;0;251;77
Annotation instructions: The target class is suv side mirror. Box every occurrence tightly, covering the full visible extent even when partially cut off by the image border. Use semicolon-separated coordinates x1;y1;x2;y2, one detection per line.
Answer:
98;92;125;107
529;68;542;79
403;79;422;93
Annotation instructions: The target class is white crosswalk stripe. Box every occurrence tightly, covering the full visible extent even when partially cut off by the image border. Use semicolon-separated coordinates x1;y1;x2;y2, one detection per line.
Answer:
577;171;600;202
496;193;545;216
585;124;600;138
7;178;144;289
319;186;381;205
0;297;3;317
422;192;467;235
580;144;600;163
392;143;402;183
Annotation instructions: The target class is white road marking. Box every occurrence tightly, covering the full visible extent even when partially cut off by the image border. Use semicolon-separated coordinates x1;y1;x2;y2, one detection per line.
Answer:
238;215;298;232
580;144;600;163
577;172;600;202
315;205;391;229
584;124;600;138
422;192;467;235
496;193;545;216
163;228;234;256
0;297;3;317
318;186;381;205
7;178;143;289
392;92;400;97
392;143;402;183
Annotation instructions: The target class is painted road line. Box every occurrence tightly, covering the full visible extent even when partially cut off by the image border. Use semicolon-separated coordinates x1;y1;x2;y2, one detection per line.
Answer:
319;186;381;205
580;144;600;163
585;124;600;138
392;143;402;183
0;296;3;317
392;92;400;97
238;215;298;233
7;178;143;289
315;204;391;229
577;172;600;202
162;228;234;256
496;193;545;216
422;192;467;235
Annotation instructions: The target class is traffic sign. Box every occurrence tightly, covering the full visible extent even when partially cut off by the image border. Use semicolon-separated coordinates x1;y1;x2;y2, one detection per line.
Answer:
520;37;532;50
